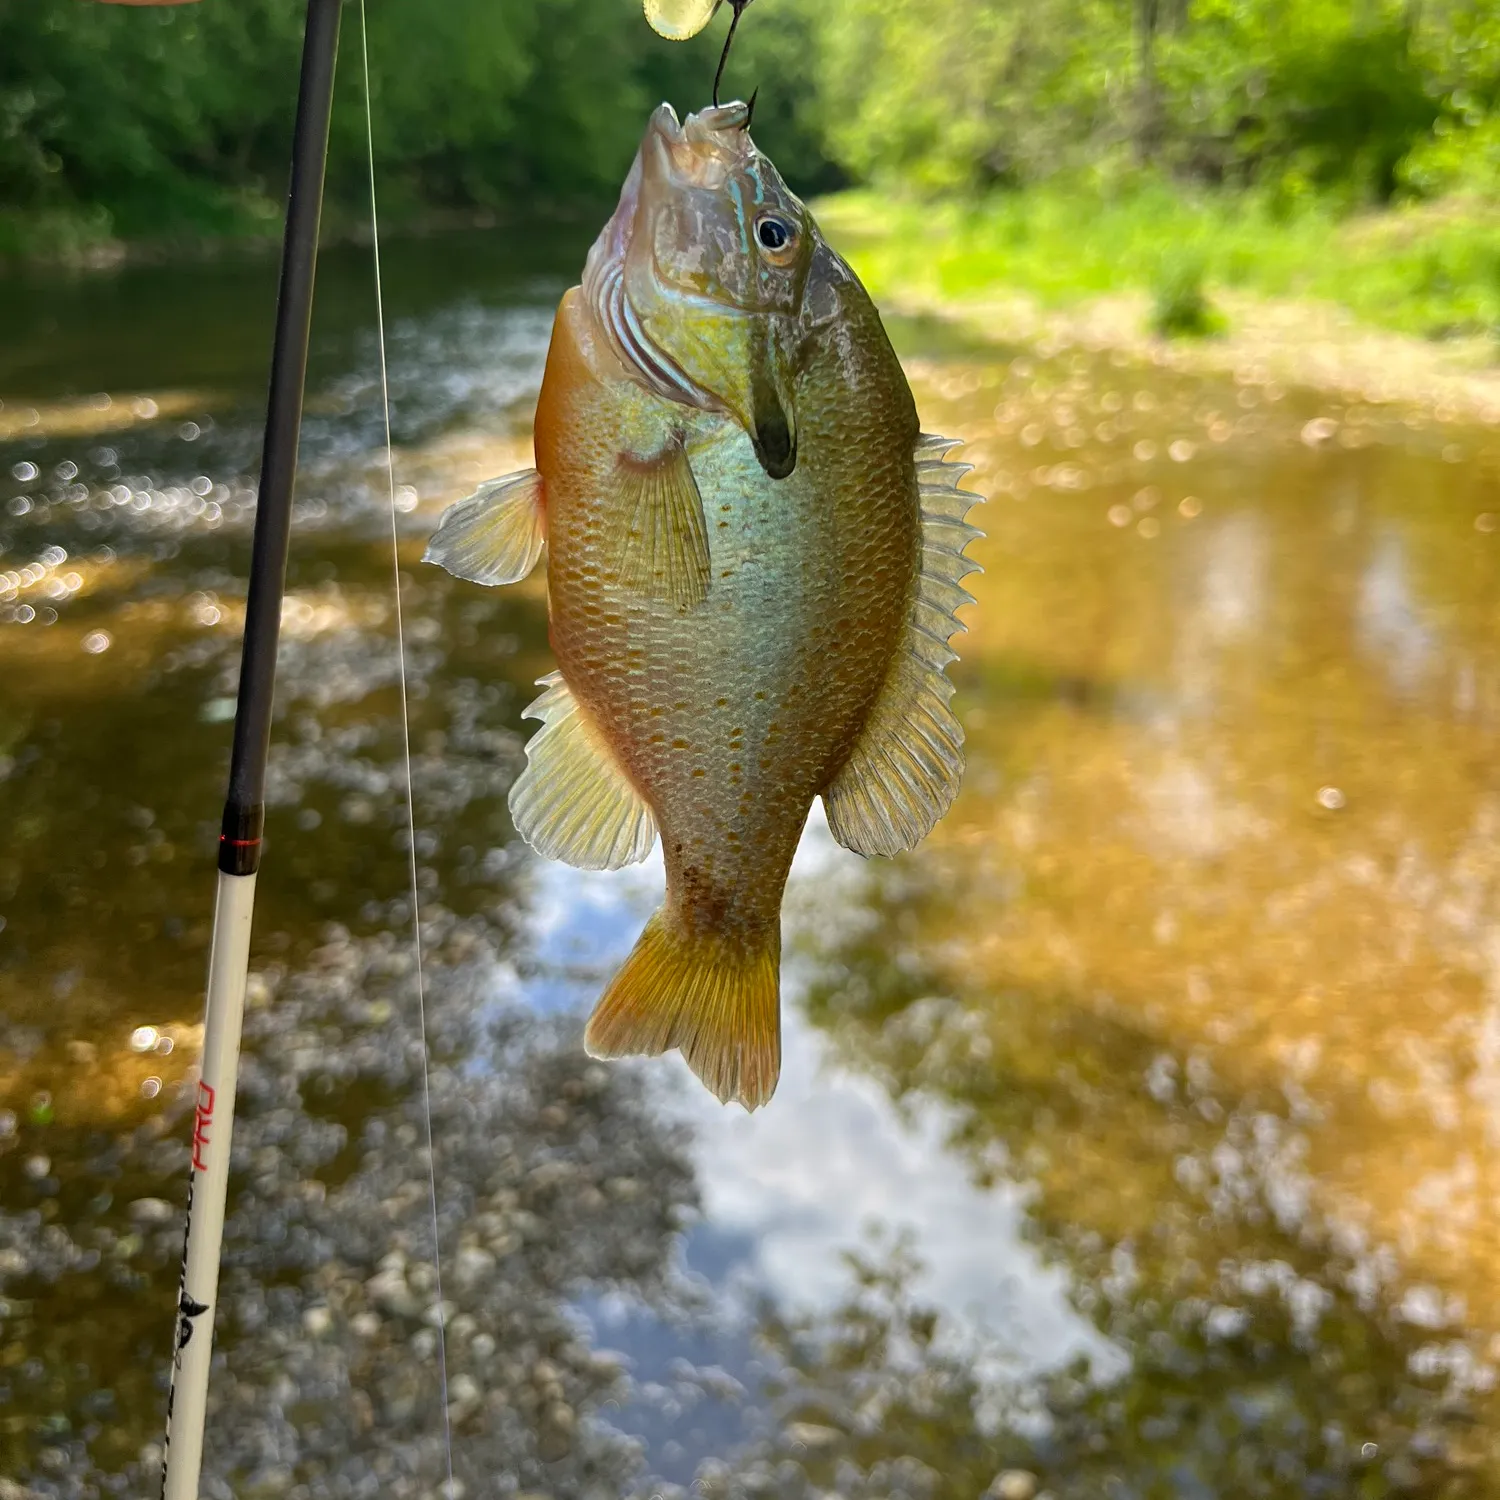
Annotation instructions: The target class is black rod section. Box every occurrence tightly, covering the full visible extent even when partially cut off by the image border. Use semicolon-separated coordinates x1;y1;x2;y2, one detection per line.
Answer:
219;0;344;877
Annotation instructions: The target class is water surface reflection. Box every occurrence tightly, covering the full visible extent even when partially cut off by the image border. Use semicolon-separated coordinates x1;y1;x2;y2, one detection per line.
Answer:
2;235;1499;1497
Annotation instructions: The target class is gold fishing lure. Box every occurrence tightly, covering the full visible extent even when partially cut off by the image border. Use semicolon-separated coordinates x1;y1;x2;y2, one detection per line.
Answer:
643;0;723;41
426;101;982;1109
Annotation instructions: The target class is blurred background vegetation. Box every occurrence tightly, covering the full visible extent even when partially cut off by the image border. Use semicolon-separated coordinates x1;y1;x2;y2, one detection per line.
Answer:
6;0;1500;335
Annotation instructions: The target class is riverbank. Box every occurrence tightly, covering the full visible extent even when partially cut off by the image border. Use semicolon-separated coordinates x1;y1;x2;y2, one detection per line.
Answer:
817;185;1500;424
0;197;606;275
820;183;1500;340
13;179;1500;426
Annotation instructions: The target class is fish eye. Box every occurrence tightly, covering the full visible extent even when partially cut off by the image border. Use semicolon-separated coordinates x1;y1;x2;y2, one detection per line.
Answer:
755;215;797;258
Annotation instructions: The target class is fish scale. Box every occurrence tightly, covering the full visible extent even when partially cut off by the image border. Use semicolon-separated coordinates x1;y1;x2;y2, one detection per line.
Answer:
543;291;917;934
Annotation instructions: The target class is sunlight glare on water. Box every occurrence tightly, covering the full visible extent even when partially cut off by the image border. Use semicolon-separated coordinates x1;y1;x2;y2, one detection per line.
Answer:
2;230;1500;1496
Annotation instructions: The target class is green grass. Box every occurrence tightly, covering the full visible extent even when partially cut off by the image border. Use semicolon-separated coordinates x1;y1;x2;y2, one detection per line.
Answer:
0;205;117;265
1151;249;1228;339
0;183;284;266
815;179;1500;345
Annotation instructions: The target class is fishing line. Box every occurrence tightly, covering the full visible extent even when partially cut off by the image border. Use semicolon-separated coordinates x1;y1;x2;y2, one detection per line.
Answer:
358;1;457;1489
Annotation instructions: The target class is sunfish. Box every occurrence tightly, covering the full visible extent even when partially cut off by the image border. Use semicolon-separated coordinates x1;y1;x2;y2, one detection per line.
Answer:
425;101;981;1109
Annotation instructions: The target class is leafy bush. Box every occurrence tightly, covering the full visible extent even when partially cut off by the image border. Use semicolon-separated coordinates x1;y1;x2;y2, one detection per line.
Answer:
1150;248;1226;338
785;0;1468;206
12;0;1500;258
0;0;819;249
1399;114;1500;199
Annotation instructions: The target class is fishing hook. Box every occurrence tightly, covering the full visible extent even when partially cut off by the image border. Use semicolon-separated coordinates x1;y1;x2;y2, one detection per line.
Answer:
712;0;754;111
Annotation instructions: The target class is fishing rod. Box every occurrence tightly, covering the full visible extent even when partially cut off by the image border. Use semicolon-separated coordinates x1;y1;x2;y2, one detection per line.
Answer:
158;0;343;1493
144;0;760;1490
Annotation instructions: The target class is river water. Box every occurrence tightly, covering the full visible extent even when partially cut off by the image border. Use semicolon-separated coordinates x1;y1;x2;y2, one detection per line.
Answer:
2;227;1499;1500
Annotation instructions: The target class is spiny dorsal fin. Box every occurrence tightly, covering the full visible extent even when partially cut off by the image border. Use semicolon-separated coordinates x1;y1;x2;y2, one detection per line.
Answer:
423;469;545;587
609;438;711;610
823;433;983;857
509;672;658;870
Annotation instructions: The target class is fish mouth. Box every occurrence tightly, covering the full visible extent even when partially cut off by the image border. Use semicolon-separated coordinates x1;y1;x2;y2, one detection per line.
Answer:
643;100;757;195
586;98;753;303
647;99;753;153
645;101;684;157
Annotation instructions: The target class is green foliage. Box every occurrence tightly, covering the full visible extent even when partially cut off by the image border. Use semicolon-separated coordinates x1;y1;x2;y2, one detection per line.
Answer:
817;184;1500;344
9;0;1500;317
0;1;311;235
1151;247;1226;338
776;0;1487;208
1400;113;1500;199
0;0;756;250
809;0;1135;193
1151;2;1437;200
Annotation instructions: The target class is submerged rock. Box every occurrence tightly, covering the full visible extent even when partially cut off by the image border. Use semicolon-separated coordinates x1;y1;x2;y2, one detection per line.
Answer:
0;911;698;1497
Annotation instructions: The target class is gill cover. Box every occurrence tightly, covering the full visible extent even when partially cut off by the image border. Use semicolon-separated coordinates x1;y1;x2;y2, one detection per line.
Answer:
582;101;812;480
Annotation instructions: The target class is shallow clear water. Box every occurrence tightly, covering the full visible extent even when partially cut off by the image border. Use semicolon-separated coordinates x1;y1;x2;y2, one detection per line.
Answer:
3;229;1500;1500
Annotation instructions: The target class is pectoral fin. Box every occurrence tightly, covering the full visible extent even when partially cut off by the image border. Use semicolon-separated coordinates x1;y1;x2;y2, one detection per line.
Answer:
610;438;711;610
823;435;984;857
423;469;546;586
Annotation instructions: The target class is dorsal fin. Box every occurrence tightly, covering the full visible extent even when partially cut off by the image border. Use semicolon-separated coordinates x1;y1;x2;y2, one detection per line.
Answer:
823;434;983;857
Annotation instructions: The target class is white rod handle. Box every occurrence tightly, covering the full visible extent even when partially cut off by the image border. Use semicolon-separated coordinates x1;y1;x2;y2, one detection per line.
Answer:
161;869;258;1500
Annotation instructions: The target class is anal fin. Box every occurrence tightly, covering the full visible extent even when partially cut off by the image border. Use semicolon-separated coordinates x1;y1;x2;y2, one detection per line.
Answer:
610;437;711;610
824;433;984;857
509;672;657;870
424;469;545;586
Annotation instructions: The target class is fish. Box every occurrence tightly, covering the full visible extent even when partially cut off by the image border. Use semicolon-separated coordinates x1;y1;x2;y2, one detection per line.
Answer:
424;100;982;1110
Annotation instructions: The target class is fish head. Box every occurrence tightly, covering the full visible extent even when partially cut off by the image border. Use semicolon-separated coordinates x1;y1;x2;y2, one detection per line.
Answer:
584;101;812;480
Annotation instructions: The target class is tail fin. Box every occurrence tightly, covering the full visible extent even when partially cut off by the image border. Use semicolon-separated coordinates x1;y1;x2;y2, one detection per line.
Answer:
584;910;781;1111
